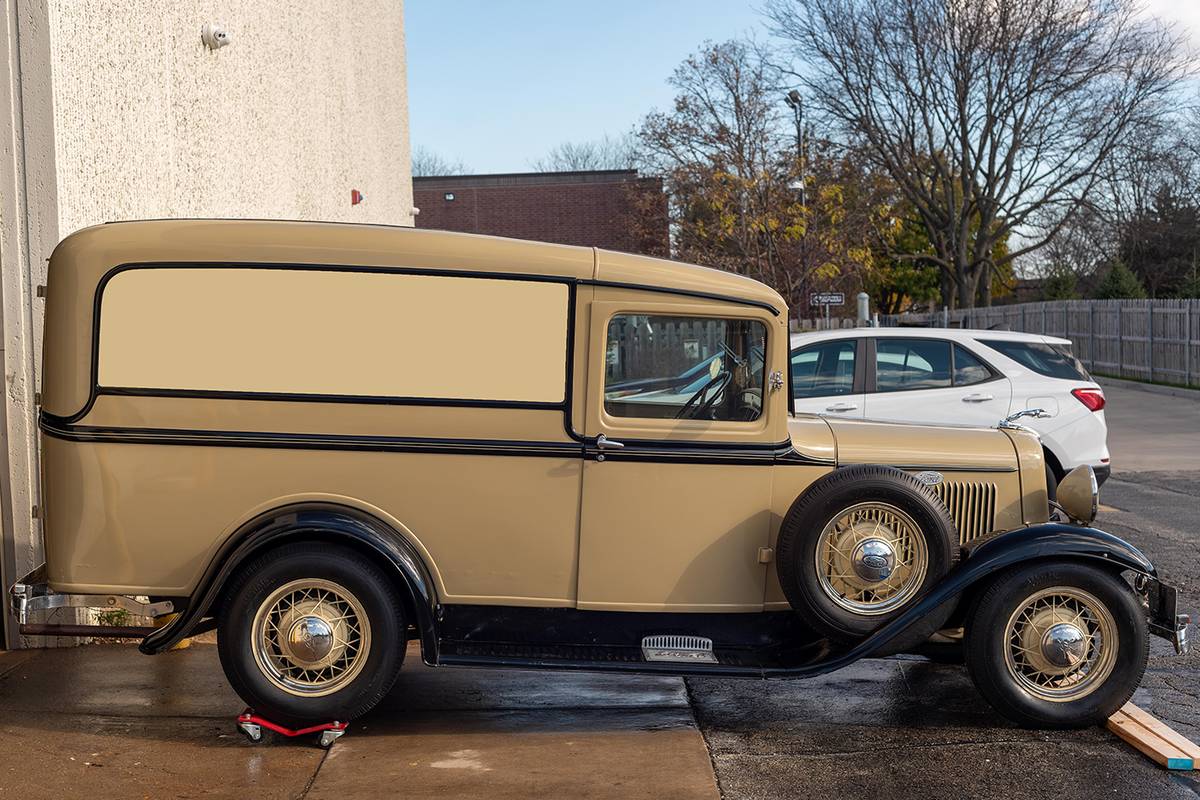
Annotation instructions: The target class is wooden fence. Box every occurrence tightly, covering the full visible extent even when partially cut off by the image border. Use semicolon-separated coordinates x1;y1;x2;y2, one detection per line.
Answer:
879;299;1200;388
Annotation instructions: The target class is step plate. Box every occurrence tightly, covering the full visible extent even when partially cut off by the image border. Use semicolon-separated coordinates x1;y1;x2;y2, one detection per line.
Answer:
641;635;718;664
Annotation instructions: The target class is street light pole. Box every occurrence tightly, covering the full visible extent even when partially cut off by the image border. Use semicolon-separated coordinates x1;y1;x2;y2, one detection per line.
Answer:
785;89;808;327
784;90;805;208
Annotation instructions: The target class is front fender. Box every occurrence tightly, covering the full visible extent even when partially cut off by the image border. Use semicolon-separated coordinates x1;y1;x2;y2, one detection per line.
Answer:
787;524;1155;671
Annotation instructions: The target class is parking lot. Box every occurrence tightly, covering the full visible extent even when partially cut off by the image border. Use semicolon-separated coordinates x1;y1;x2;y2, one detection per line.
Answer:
1;378;1197;799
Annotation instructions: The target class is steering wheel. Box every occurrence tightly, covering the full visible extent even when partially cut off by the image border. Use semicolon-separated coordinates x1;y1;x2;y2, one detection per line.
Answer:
676;371;732;419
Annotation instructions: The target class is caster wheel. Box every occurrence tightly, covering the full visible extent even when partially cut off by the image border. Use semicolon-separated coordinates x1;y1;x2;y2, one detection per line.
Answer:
318;729;344;748
238;722;263;743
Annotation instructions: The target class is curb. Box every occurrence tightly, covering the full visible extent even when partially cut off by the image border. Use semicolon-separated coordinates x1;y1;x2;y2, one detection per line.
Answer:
1097;376;1200;402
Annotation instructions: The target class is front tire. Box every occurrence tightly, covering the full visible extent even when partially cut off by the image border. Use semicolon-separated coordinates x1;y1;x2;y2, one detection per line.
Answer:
217;543;407;727
965;561;1147;728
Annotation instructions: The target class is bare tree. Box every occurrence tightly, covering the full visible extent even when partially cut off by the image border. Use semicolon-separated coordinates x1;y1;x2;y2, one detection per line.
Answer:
768;0;1190;307
529;134;637;172
411;146;471;177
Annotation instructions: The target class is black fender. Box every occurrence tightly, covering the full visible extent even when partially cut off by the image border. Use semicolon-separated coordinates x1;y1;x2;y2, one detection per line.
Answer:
139;503;439;657
763;523;1155;675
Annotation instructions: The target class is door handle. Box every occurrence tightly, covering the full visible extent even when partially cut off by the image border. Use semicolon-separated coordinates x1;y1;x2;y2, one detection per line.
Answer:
962;393;994;402
596;433;624;449
824;402;858;412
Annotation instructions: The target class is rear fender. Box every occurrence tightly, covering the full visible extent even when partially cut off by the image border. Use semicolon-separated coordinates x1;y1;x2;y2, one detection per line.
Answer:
139;503;439;657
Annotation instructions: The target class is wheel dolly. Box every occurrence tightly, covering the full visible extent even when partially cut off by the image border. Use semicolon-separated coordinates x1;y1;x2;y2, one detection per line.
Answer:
237;709;349;749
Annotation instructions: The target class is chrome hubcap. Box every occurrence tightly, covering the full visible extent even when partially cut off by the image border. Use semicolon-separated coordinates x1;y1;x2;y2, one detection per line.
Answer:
1004;587;1117;702
251;578;371;697
285;616;335;664
815;502;929;616
1041;622;1086;669
851;538;896;582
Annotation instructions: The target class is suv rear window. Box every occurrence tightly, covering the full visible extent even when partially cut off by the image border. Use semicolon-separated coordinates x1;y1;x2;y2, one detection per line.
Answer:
978;339;1091;381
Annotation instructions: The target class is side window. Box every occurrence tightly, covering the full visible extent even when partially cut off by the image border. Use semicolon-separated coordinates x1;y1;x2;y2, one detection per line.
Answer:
875;338;951;392
953;345;992;386
603;315;766;421
790;340;856;398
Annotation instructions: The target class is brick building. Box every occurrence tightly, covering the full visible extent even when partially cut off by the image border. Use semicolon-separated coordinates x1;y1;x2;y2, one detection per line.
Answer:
413;170;669;255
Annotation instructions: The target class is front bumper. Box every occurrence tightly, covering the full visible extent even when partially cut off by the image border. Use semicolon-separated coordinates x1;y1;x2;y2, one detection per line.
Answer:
1144;575;1190;655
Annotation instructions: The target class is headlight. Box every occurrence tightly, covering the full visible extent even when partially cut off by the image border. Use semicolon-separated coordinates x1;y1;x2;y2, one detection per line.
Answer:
1057;465;1099;524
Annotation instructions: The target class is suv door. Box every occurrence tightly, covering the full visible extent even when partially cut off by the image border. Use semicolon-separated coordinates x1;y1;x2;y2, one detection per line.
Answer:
863;337;1012;426
790;337;865;418
577;299;781;611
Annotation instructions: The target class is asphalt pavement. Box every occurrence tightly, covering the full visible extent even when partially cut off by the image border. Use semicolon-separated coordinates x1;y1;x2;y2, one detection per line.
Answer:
0;378;1196;799
688;377;1200;800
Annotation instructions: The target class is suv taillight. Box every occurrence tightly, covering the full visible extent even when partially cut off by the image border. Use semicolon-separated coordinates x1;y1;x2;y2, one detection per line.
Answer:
1071;387;1105;412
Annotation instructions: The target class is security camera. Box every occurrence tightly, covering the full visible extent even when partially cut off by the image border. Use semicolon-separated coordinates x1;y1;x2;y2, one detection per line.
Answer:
202;23;232;50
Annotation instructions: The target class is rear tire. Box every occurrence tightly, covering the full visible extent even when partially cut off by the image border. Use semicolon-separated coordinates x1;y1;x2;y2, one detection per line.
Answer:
217;543;406;727
964;561;1147;728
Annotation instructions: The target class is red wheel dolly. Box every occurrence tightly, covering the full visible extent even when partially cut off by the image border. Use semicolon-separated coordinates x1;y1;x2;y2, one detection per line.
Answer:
237;709;349;749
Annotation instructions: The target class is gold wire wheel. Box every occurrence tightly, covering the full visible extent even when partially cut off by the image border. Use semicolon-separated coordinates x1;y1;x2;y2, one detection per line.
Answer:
251;578;372;698
1003;586;1118;702
814;501;929;615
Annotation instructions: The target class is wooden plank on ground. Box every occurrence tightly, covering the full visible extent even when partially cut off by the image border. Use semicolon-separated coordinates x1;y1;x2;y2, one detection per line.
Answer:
1107;703;1198;770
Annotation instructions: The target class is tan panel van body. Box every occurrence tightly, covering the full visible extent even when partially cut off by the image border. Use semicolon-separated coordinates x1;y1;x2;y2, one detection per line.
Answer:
13;220;1188;732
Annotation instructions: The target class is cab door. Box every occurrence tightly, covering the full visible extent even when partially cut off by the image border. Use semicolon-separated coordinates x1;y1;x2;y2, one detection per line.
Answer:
575;298;783;612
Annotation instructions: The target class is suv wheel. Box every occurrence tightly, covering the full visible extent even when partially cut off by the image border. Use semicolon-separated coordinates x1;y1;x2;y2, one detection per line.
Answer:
965;561;1147;728
217;543;406;727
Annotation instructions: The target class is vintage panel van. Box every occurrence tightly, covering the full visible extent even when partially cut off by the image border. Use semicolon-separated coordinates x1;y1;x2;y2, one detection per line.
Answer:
11;220;1188;731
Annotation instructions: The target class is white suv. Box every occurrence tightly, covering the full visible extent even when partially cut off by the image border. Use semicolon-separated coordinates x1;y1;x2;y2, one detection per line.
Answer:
789;328;1110;490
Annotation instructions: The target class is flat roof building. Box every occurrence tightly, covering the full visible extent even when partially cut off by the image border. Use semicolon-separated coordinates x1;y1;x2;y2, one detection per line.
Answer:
413;170;669;256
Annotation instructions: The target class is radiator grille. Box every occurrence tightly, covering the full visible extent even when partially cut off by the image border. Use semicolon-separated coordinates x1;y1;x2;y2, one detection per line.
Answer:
933;481;998;544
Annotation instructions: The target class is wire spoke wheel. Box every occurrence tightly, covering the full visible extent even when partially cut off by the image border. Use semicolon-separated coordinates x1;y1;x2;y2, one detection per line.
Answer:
814;501;929;615
1003;586;1118;703
251;578;372;698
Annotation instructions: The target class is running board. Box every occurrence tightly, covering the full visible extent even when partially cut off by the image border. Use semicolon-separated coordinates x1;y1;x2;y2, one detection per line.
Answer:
641;635;718;664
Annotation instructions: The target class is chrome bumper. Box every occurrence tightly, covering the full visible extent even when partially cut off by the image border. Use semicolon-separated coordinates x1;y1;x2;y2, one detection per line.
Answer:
9;563;174;624
1145;577;1190;656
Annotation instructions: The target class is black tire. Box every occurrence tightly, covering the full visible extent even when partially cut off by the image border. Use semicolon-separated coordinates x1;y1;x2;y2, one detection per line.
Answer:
964;561;1148;728
217;543;407;727
776;465;959;653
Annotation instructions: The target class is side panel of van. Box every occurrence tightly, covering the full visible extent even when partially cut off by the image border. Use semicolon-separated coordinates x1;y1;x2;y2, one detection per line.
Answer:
42;266;585;606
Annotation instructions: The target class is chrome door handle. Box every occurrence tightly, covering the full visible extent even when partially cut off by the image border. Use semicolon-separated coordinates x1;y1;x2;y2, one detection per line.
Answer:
962;393;994;402
596;434;624;449
824;403;858;412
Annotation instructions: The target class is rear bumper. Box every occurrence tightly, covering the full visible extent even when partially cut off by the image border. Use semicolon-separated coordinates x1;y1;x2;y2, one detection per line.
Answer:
1094;464;1111;487
9;563;173;637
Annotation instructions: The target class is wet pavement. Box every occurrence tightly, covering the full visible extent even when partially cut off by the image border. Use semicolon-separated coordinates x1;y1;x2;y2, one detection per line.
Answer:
0;643;718;799
1;380;1197;799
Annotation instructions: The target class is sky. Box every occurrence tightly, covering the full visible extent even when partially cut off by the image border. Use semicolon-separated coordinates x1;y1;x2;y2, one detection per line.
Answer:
405;1;1200;175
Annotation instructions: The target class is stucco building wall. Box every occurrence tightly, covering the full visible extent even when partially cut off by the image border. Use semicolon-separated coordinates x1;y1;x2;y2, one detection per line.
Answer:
0;1;413;647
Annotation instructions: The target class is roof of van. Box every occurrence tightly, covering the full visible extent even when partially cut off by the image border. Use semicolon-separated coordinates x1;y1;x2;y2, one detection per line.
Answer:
54;219;785;315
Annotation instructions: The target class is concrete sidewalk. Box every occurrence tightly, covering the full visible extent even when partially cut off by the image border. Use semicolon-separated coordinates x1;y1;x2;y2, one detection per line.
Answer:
0;643;719;799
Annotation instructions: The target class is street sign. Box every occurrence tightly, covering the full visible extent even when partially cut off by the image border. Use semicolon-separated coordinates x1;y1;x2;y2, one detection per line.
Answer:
810;292;845;307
